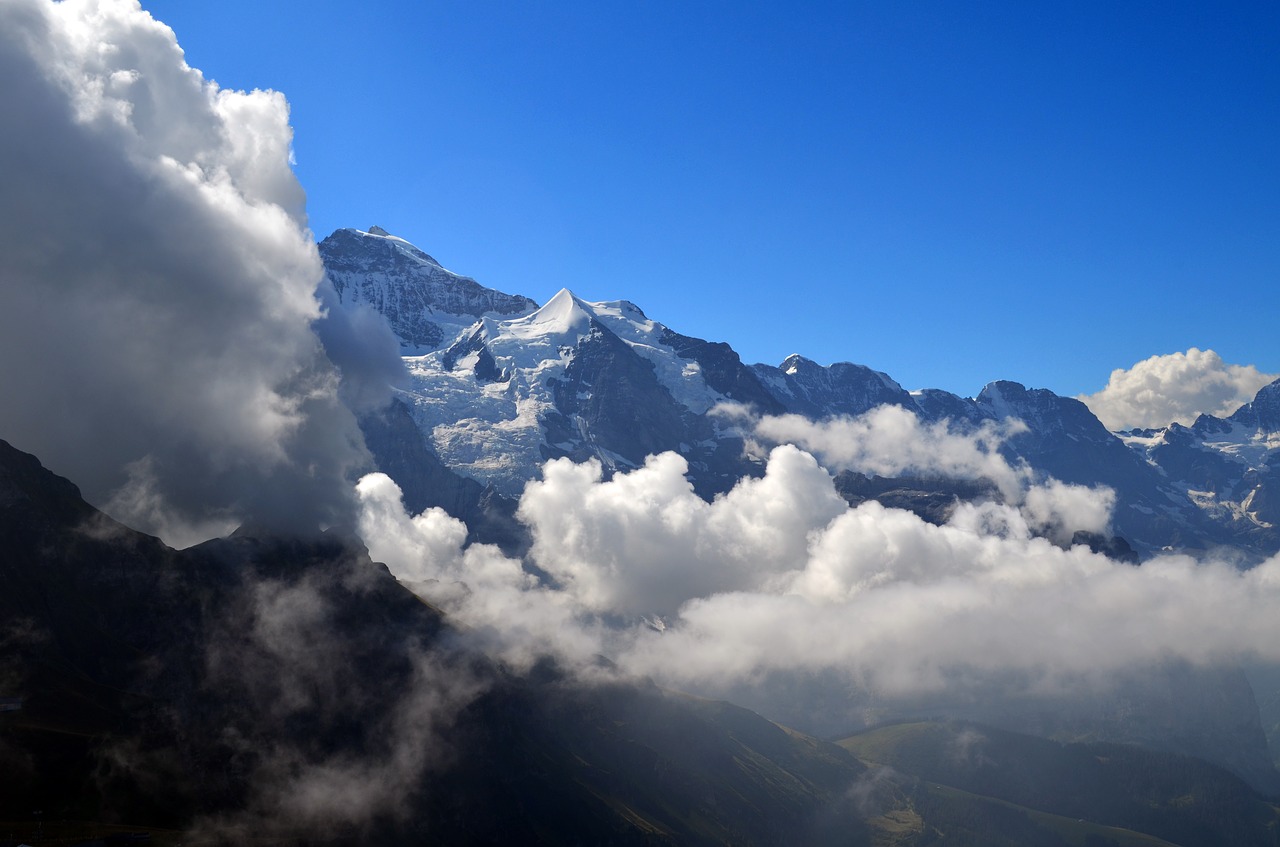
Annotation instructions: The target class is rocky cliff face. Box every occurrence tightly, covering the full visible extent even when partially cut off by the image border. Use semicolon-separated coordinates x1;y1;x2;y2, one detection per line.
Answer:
319;226;537;350
752;354;916;418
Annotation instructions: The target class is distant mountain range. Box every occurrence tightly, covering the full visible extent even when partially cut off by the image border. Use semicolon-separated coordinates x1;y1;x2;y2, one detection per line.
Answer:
321;226;1280;560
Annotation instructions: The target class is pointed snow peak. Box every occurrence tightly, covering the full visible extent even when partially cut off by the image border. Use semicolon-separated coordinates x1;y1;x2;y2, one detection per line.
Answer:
541;287;593;321
781;353;817;375
506;288;597;340
368;225;391;236
549;287;584;304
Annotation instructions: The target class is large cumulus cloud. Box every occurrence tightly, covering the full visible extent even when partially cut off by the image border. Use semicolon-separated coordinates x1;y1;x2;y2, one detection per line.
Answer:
355;406;1280;728
0;0;378;544
1078;348;1278;431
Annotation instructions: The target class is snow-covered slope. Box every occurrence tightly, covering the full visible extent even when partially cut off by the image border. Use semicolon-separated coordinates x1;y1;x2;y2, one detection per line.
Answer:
397;287;765;496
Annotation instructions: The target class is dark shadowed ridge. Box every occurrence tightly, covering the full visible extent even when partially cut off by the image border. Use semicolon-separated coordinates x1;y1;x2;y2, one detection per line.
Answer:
0;437;894;845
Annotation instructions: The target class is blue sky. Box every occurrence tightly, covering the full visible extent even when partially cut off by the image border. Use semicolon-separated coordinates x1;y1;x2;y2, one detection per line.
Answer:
139;1;1278;398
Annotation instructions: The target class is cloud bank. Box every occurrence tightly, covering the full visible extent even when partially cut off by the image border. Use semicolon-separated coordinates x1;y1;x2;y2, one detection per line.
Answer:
752;406;1029;501
1078;348;1278;431
355;405;1280;730
0;0;381;544
749;405;1113;543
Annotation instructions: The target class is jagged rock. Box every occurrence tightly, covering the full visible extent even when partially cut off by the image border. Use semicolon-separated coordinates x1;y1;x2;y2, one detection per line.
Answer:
319;226;536;351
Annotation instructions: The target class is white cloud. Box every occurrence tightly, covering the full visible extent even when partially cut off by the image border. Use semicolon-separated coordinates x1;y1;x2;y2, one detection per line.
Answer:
354;437;1280;728
355;472;605;672
517;446;847;618
1020;478;1115;544
750;404;1114;540
618;493;1280;704
1078;348;1278;431
0;0;382;541
753;405;1029;501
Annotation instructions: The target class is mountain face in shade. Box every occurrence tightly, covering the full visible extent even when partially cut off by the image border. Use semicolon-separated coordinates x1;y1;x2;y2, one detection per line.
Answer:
751;354;916;418
838;720;1280;847
0;437;888;844
324;227;1280;559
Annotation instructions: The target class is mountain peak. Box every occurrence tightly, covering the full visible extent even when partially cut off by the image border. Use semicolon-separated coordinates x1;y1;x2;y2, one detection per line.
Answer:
1229;376;1280;432
318;227;538;350
781;353;817;375
506;288;596;340
976;380;1031;419
323;225;443;268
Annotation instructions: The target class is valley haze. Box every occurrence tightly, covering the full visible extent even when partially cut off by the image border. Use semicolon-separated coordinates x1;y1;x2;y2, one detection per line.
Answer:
2;1;1280;845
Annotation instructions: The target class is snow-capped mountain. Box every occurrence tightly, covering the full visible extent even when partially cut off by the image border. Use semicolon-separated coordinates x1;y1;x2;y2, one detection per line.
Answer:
311;226;1280;790
320;226;537;351
322;227;1280;559
752;355;916;417
1119;379;1280;552
381;285;769;500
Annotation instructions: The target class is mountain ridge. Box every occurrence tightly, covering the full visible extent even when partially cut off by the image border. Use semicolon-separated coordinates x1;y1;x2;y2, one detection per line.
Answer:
322;226;1280;559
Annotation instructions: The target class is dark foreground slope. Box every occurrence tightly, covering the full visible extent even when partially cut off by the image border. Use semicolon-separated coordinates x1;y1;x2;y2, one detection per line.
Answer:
0;438;879;845
840;720;1280;847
